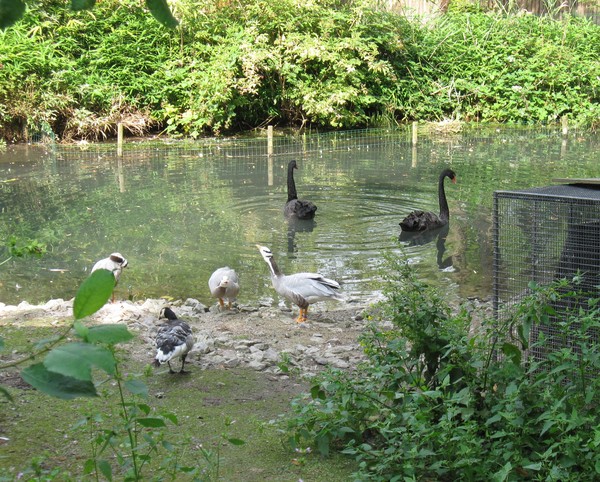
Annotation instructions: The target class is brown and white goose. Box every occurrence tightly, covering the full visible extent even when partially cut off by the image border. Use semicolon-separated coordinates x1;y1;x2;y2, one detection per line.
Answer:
256;245;342;323
91;252;128;302
154;307;194;374
208;267;240;310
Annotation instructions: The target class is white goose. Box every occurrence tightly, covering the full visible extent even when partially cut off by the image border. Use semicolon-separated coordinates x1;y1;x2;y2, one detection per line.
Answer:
91;252;128;302
154;307;194;374
256;245;342;323
208;267;240;310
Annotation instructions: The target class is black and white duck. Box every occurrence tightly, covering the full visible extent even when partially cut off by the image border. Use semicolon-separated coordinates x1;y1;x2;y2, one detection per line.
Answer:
154;307;194;374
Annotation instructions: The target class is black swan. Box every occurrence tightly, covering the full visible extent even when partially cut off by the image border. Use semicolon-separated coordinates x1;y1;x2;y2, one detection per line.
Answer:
284;160;317;219
400;169;457;232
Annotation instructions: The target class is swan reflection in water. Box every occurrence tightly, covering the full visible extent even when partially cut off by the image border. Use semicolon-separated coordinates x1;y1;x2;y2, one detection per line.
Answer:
287;217;316;255
398;223;454;271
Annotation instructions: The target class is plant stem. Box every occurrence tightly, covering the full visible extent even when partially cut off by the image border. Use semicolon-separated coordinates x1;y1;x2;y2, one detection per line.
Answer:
114;358;140;480
0;256;12;266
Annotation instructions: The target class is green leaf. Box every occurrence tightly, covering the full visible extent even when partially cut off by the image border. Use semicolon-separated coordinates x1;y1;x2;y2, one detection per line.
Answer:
88;324;134;345
44;342;115;380
21;363;98;399
0;337;4;351
83;459;94;475
98;459;112;481
0;0;25;30
145;0;178;28
73;269;115;320
137;417;167;428
136;403;151;415
71;0;95;11
501;342;522;365
125;379;148;397
310;385;326;400
74;321;89;341
316;433;330;456
0;384;13;402
226;437;245;446
162;412;178;424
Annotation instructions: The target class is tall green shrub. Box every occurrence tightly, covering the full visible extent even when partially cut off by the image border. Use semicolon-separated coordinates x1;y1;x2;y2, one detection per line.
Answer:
285;258;600;480
1;0;598;140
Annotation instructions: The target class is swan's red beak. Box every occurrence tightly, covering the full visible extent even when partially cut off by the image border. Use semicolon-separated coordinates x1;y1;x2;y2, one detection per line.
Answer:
452;177;457;183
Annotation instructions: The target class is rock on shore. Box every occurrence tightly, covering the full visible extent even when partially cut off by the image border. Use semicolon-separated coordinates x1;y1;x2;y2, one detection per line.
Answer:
0;298;373;376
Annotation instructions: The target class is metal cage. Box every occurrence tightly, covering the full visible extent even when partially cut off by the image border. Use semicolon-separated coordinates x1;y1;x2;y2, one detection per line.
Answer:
493;183;600;362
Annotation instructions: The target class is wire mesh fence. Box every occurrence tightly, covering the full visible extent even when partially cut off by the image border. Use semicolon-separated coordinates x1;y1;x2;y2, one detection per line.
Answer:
53;124;571;164
493;184;600;366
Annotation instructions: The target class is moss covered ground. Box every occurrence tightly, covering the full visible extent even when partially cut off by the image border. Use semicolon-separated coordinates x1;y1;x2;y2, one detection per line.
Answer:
0;322;357;481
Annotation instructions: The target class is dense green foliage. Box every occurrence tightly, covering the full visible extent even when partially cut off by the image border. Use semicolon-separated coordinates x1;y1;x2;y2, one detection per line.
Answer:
285;256;600;480
0;0;598;141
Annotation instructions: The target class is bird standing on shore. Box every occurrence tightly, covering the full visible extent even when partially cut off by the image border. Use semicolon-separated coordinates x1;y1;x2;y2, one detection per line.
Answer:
256;245;342;323
154;307;194;374
91;252;128;302
208;267;240;310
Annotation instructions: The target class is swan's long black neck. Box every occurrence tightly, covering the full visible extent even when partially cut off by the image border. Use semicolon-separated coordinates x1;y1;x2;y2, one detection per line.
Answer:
438;172;450;221
287;164;298;202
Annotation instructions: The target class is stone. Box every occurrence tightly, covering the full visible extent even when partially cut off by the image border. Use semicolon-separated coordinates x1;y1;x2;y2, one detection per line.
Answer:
224;357;241;368
184;298;209;313
247;360;267;371
263;348;279;362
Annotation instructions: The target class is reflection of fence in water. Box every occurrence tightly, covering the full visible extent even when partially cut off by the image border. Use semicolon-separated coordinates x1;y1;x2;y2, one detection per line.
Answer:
493;184;600;369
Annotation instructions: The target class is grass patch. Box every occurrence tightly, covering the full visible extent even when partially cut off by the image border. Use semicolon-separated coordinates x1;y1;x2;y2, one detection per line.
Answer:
0;323;357;480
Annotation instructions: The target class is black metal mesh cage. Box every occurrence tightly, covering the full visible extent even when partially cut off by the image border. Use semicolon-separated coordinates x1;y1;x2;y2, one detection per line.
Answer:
493;183;600;362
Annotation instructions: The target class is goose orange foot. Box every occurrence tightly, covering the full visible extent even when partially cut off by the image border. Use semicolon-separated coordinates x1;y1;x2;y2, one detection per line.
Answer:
296;308;308;323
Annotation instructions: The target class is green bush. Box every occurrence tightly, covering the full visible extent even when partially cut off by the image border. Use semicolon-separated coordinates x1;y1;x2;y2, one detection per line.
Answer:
0;0;598;140
284;256;600;480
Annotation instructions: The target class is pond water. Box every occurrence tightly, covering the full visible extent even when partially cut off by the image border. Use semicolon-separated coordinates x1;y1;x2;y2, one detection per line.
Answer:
0;126;598;309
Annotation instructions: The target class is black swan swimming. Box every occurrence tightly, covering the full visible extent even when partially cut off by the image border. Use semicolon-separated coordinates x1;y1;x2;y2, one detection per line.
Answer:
400;169;457;232
284;160;317;219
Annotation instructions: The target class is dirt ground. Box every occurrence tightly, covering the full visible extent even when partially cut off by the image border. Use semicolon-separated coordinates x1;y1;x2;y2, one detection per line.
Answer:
0;297;375;380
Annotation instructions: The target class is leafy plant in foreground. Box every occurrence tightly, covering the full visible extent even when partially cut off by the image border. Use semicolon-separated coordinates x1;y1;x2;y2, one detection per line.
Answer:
0;268;235;480
285;255;600;480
